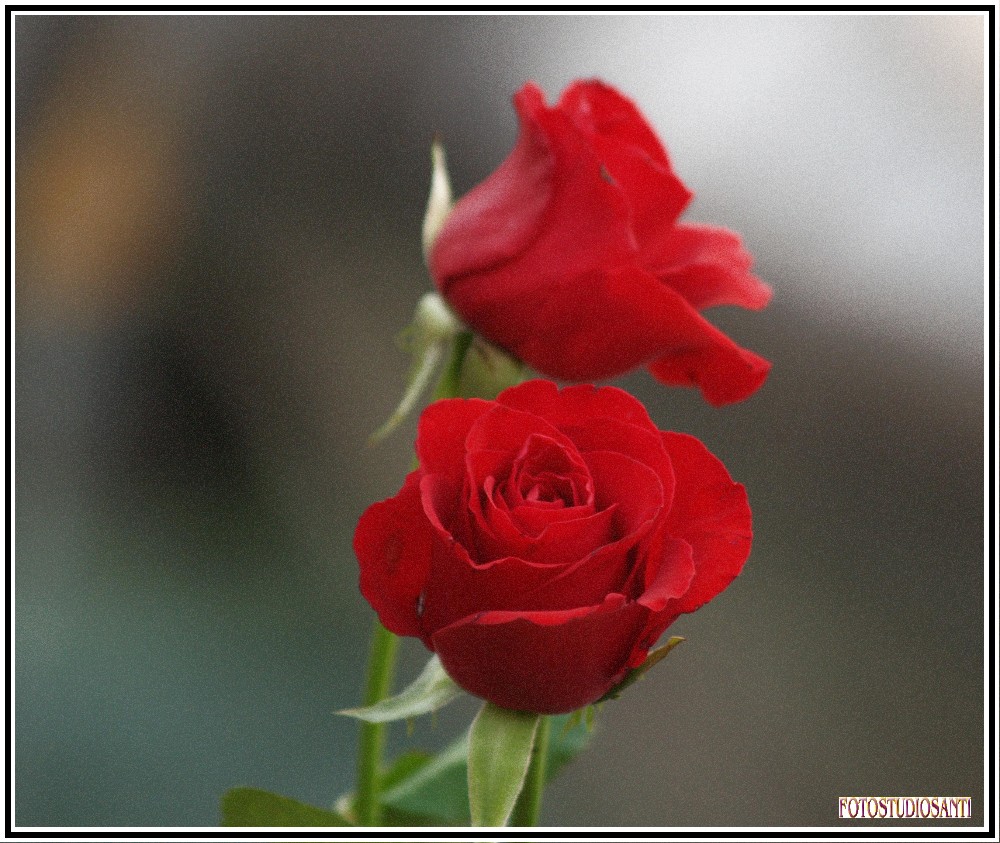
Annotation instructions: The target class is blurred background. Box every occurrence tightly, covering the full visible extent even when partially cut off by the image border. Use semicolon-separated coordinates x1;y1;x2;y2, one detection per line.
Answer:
14;13;985;828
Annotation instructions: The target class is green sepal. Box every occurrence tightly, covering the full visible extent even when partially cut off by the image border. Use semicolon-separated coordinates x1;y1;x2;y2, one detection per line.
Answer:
220;787;352;827
598;636;685;703
548;710;593;774
368;294;464;445
467;702;541;827
337;654;465;723
457;337;527;400
421;136;453;259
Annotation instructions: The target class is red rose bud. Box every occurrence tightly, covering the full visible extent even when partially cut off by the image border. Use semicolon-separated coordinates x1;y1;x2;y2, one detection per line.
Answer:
429;79;772;407
354;380;753;714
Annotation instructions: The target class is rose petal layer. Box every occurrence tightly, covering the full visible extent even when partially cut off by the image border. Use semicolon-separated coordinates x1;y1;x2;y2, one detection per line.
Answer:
432;594;650;713
473;264;769;405
432;82;633;292
354;471;434;638
559;79;692;246
646;223;773;312
657;432;753;622
496;380;656;435
416;397;492;484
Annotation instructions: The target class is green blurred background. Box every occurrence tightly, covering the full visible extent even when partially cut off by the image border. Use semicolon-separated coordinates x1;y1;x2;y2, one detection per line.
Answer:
14;13;985;827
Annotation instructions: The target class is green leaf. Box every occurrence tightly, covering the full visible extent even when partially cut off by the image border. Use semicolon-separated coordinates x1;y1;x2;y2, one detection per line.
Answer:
338;654;465;723
381;735;471;825
378;751;444;824
334;752;444;827
220;788;351;827
467;703;540;827
379;750;433;790
598;636;685;702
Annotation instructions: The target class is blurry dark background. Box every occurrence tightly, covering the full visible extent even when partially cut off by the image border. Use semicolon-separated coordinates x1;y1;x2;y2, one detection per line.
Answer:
14;14;985;827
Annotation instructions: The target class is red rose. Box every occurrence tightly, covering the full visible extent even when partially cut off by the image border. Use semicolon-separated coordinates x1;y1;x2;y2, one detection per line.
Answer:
354;380;752;713
429;79;772;407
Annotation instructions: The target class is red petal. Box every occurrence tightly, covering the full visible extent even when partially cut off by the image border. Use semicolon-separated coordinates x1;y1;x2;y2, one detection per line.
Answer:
487;266;677;381
420;473;481;554
629;537;696;667
640;282;772;406
463;465;613;568
561;417;674;502
496;380;657;434
417;488;637;633
582;449;668;530
416;547;558;642
430;83;555;285
492;265;770;406
497;381;675;506
559;80;692;246
660;432;752;616
646;223;773;311
416;473;538;638
506;500;604;540
354;471;434;638
559;80;672;167
416;397;492;483
432;88;637;324
465;402;571;459
463;404;582;487
432;594;650;713
515;528;642;612
461;471;535;561
648;345;770;408
633;536;696;611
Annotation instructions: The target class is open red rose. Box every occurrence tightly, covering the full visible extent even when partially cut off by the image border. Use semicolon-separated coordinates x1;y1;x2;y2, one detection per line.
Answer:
429;79;772;407
354;380;752;713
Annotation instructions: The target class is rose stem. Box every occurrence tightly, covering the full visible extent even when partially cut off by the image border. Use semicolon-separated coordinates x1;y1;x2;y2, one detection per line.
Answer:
354;621;399;825
510;714;551;826
353;331;473;825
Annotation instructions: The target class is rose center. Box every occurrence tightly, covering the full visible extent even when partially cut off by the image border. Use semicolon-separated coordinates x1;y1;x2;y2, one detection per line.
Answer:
505;433;593;509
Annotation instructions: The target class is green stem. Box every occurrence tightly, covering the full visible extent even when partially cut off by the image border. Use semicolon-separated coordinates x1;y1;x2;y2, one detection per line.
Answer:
353;332;473;825
354;621;400;825
510;715;550;826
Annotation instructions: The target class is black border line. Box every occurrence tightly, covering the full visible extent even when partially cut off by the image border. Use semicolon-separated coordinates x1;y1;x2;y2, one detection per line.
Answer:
5;5;996;841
